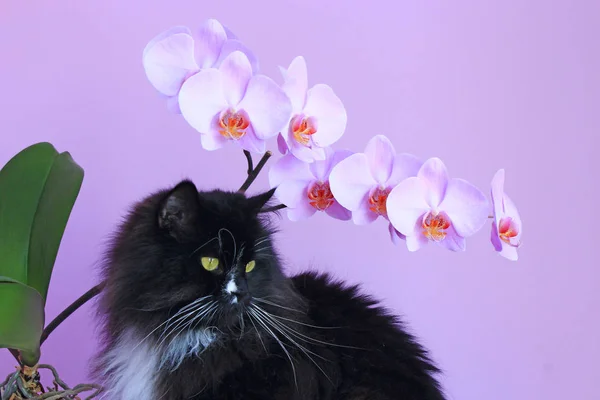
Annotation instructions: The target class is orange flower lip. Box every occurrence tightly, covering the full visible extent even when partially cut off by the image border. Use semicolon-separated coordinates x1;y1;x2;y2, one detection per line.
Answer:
218;109;250;140
291;114;317;146
368;187;391;217
422;211;451;242
307;181;334;211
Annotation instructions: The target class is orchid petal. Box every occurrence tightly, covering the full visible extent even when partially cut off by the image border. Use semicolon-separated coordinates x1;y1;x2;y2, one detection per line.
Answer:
287;201;317;221
236;125;266;154
219;51;252;106
194;19;227;68
200;132;228;151
364;135;396;184
277;133;289;155
269;154;312;188
438;224;466;252
309;147;335;182
388;223;406;245
387;177;430;236
491;169;505;219
288;138;327;163
309;148;353;182
503;193;522;230
239;75;292;140
406;233;428;252
222;24;238;40
387;153;423;187
328;153;377;211
281;56;308;112
179;69;228;134
142;26;198;97
491;169;522;253
274;179;311;208
166;95;182;114
490;222;503;252
439;178;489;237
352;198;378;225
303;84;347;147
417;157;449;209
325;202;352;221
499;241;519;261
216;39;260;73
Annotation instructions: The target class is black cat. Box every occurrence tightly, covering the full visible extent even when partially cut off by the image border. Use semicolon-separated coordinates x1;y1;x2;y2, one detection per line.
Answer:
92;180;446;400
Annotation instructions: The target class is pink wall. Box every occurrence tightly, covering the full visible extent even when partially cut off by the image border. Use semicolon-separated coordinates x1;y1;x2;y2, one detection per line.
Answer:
0;1;597;399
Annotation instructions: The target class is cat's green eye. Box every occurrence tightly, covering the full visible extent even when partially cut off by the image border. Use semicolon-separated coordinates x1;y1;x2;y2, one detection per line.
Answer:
245;260;256;273
201;257;219;271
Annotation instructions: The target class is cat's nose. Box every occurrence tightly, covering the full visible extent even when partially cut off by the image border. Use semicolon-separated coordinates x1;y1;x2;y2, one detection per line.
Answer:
225;277;251;305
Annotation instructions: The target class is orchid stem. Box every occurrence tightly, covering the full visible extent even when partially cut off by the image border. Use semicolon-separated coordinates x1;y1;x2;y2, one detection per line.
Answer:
39;282;105;346
243;150;253;175
238;151;272;193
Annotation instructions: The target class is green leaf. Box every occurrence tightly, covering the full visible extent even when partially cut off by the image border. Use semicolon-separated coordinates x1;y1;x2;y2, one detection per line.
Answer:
0;278;44;358
0;142;84;362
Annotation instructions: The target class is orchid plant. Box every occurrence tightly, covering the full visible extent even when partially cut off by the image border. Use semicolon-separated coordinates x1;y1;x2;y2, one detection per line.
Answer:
0;16;523;400
143;18;523;260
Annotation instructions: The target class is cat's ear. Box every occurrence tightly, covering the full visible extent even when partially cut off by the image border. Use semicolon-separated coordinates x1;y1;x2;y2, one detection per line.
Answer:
159;180;200;240
246;188;276;214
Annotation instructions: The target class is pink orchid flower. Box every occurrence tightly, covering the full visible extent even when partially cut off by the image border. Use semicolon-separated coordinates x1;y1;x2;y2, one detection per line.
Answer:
143;19;259;113
269;148;353;221
178;51;291;153
387;157;489;252
277;56;347;163
490;169;522;261
328;135;422;242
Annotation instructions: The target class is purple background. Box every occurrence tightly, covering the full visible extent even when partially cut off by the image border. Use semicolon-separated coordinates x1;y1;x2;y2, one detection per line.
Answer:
0;1;597;399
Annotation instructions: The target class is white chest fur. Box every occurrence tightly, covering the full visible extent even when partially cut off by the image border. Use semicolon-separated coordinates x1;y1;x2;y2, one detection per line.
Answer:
99;328;217;400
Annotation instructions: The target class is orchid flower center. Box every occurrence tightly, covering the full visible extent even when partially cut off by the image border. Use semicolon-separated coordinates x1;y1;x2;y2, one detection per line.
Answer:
422;212;451;242
368;187;391;217
498;217;520;247
219;109;250;140
291;115;317;146
307;181;334;211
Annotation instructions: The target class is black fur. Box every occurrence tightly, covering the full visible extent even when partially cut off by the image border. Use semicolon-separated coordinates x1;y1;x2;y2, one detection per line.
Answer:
92;180;446;400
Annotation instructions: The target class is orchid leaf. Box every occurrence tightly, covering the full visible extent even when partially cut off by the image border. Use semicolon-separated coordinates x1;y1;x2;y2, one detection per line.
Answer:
0;142;84;365
0;278;44;364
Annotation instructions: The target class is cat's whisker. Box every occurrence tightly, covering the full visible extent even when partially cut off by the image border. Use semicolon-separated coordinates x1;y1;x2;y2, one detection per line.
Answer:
189;237;219;257
236;244;246;265
271;314;341;330
161;302;218;348
254;305;365;351
123;306;164;312
252;307;335;386
131;296;211;351
253;298;304;314
247;311;268;354
252;306;330;363
238;312;245;340
159;301;215;343
184;302;218;332
249;309;298;390
253;237;270;247
206;303;221;324
219;228;237;266
159;300;213;341
172;302;219;344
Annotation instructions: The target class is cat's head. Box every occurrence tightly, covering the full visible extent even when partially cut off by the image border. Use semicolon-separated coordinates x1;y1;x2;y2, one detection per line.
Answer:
99;179;299;336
